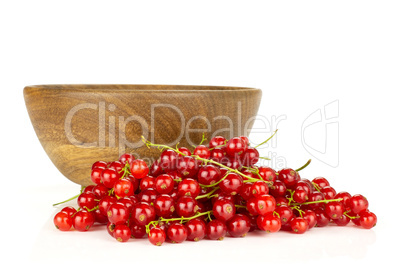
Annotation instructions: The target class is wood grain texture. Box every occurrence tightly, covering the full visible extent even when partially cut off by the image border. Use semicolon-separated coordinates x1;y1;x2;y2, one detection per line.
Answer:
24;85;262;186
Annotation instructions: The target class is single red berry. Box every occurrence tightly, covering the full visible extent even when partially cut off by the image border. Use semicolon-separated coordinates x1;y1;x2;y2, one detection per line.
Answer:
213;199;235;222
149;159;163;177
257;214;281;233
107;222;116;237
154;174;175;194
175;196;198;217
109;161;125;176
225;137;247;157
333;214;351;226
54;211;73;231
349;194;369;214
101;168;120;188
275;206;294;225
130;202;156;226
107;203;129;225
239;136;250;146
359;210;377;229
226;214;251;237
119;153;135;165
312;177;330;189
206;219;227;240
148;227;166;246
294;181;312;196
219;173;243;195
77;192;97;210
113;178;134;198
257;167;277;183
278;168;299;188
198;165;221;185
239;182;253;201
270;180;287;197
177;178;200;198
73;209;94;232
293;189;309;204
209;136;227;148
290;217;309;234
185;218;207;241
154;194;175;218
308;191;326;209
160;149;179;172
176;156;198;178
114;224;131;242
250;181;269;197
167;223;187;243
91;167;105;185
324;201;345;219
241;147;259;166
130;159;149;179
92;184;109;198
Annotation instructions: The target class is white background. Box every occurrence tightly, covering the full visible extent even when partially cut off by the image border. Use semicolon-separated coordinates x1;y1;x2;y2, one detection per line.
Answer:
1;0;401;267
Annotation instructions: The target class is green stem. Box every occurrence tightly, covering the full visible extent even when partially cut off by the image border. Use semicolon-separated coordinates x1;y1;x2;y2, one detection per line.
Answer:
300;198;343;206
198;173;229;188
145;211;212;233
254;129;278;149
53;193;80;206
195;187;219;199
295;159;312;172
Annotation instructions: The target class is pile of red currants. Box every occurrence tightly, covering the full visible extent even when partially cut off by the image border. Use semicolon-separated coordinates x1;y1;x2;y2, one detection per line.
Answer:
53;134;377;246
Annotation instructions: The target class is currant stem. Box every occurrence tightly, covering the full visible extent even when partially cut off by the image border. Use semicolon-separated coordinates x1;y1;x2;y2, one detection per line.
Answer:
52;193;80;206
295;159;312;172
145;210;213;233
254;129;278;149
300;198;343;206
198;172;229;188
195;187;219;199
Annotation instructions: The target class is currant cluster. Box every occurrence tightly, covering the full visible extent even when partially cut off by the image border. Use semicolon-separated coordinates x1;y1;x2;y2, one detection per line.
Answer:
53;134;377;246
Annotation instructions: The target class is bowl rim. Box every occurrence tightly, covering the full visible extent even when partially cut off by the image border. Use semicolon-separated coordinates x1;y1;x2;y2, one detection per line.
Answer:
24;84;261;93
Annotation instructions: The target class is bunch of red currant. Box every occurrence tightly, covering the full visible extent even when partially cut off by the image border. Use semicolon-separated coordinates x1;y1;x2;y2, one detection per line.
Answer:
53;134;377;246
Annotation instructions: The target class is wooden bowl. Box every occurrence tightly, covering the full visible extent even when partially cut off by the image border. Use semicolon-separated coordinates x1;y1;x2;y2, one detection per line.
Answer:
24;85;262;186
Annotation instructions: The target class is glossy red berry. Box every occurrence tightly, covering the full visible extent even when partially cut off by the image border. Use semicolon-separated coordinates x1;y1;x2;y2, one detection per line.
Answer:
257;214;281;233
130;159;149;179
193;145;210;159
290;217;308;234
312;177;330;189
278;168;299;188
176;156;198;178
250;181;269;196
213;199;235;222
177;178;200;198
226;214;251;237
54;211;73;231
241;147;259;166
219;173;243;195
349;194;369;214
198;165;221;185
324;201;345;219
186;218;207;241
275;206;294;225
154;174;175;194
107;203;129;225
167;223;187;243
175;196;198;217
359;210;377;229
209;136;226;148
257;167;277;183
119;153;135;165
77;192;97;210
226;137;247;157
114;225;131;242
131;202;156;226
91;167;105;185
113;178;134;198
73;210;94;232
148;227;166;246
154;194;175;218
101;168;120;188
206;219;227;240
